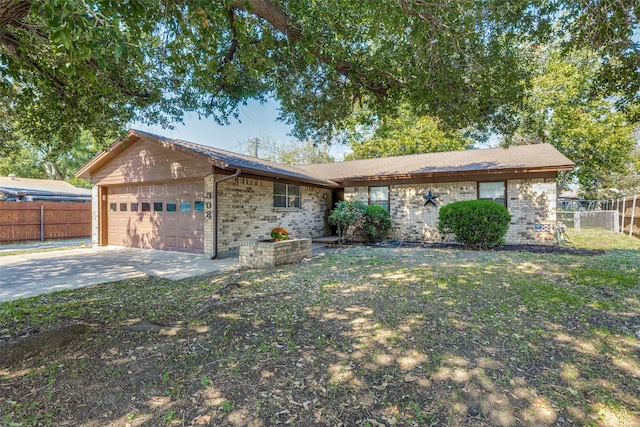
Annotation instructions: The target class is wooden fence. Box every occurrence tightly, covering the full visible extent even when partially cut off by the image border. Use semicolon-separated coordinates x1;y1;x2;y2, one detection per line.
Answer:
603;195;640;239
0;202;91;244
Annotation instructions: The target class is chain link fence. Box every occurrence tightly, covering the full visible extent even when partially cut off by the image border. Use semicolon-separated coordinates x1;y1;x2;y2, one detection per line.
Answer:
557;210;619;233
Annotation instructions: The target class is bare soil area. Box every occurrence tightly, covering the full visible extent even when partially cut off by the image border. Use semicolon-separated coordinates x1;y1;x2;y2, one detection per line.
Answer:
1;245;639;426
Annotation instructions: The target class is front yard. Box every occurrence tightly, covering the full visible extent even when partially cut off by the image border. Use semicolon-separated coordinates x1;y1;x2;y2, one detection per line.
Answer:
1;230;639;426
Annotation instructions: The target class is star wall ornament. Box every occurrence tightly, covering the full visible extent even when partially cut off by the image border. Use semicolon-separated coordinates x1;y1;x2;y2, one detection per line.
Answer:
422;189;439;207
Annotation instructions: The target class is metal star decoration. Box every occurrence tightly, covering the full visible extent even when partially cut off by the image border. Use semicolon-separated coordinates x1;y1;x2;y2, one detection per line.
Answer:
422;189;439;207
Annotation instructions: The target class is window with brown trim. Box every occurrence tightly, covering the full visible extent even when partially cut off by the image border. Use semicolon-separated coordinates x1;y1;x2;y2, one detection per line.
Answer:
274;183;301;208
369;186;389;211
478;182;506;206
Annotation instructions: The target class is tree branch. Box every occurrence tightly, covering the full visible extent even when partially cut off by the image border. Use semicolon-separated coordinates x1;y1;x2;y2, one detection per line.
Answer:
0;0;30;27
0;30;68;97
229;0;394;99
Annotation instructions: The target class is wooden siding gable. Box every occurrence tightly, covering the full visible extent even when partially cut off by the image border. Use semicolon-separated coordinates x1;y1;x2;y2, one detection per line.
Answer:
91;138;213;186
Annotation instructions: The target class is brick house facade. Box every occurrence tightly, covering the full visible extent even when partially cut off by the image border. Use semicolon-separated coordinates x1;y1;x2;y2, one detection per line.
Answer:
77;130;573;256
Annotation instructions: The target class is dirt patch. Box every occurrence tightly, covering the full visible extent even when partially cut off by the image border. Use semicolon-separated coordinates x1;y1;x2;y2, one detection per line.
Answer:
0;323;91;367
1;246;638;426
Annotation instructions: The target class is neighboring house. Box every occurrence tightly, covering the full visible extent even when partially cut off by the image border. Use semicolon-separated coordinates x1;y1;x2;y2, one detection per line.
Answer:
76;129;573;256
0;175;91;202
557;190;581;211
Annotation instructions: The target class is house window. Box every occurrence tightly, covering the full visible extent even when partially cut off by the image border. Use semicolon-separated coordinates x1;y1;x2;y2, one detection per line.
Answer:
478;182;506;206
369;186;389;211
119;203;127;212
109;203;117;212
166;202;177;212
130;202;139;212
141;202;151;212
194;201;204;212
274;183;301;208
180;201;191;212
154;202;163;212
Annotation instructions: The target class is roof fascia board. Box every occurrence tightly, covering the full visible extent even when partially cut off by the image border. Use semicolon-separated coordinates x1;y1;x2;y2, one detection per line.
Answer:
337;169;562;187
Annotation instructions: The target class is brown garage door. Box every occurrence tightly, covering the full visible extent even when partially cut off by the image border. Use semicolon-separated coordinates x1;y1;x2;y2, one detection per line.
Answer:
106;181;205;253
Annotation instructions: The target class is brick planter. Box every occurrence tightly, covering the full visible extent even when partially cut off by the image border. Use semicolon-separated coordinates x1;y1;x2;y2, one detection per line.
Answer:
239;238;312;268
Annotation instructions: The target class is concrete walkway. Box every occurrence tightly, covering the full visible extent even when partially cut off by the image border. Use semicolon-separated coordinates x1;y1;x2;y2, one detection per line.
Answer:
0;246;238;302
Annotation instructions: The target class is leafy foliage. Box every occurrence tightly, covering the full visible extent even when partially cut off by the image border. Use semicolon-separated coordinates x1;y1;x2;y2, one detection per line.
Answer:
363;205;392;242
270;227;289;241
509;48;638;196
2;1;639;153
346;107;473;159
0;131;101;187
328;200;366;244
438;200;512;249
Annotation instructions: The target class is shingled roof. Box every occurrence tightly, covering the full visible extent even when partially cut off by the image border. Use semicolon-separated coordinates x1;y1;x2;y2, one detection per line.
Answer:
77;130;573;187
298;144;573;183
0;176;91;201
76;130;339;187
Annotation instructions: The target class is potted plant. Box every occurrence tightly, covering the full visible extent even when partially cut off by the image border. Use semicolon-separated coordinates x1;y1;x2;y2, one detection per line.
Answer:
270;227;289;242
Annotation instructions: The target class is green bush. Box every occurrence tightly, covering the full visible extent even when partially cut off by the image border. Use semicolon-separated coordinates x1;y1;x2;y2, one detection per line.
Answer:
328;200;366;244
438;200;511;249
363;204;392;242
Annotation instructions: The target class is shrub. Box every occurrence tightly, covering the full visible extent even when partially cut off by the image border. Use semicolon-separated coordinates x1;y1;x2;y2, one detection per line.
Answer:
328;200;366;244
270;227;289;241
363;204;392;242
437;200;511;249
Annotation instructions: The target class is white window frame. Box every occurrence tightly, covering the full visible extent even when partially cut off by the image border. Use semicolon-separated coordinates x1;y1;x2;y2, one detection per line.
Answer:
274;183;301;208
368;186;389;211
478;181;506;206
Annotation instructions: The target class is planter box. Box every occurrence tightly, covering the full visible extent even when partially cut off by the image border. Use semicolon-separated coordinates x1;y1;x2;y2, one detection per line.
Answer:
239;238;312;268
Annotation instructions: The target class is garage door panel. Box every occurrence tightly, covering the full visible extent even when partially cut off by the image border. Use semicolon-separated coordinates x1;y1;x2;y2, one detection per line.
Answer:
107;181;204;254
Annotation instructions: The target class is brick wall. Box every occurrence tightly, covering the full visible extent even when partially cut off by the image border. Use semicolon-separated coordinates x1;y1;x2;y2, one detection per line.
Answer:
505;178;557;244
345;178;557;245
239;238;312;268
207;175;332;257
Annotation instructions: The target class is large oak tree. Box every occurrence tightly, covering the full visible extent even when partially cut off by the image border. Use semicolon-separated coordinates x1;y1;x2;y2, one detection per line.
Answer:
0;0;638;152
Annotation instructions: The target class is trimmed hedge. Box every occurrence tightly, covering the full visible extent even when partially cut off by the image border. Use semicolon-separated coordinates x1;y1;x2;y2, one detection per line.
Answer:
363;204;392;242
438;200;511;249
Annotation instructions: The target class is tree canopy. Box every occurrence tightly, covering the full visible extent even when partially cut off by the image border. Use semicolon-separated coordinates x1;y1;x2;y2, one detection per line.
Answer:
508;48;638;197
345;107;473;159
1;0;638;152
0;130;100;187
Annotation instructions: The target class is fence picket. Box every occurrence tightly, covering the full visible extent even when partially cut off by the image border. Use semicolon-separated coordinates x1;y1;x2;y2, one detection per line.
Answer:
0;202;91;243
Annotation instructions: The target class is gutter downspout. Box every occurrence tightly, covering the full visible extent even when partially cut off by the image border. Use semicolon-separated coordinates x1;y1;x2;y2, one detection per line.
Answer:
211;168;241;259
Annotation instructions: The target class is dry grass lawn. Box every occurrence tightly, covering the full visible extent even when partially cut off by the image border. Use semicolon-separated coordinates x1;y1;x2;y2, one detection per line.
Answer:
1;229;639;426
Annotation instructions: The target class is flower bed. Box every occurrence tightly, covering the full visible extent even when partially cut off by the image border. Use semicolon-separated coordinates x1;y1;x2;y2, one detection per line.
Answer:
239;238;312;268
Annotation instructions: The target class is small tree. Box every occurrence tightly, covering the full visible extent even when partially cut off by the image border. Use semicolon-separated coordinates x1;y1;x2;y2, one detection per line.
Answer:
328;200;366;244
363;205;392;242
438;200;511;249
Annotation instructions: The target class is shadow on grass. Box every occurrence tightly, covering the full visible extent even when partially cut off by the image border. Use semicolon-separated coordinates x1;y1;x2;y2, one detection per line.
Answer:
1;245;639;426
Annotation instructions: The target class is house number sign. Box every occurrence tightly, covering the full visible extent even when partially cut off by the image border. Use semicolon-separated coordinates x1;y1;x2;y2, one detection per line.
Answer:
205;192;213;219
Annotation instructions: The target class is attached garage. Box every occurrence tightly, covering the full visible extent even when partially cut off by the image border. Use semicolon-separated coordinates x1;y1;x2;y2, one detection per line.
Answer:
106;182;205;253
77;129;337;258
78;131;213;254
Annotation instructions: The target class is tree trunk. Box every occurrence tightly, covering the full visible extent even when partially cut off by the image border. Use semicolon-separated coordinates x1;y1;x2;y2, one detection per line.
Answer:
0;0;30;27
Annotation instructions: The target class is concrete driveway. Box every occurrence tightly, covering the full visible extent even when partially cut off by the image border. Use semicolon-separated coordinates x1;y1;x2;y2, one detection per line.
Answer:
0;246;238;302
